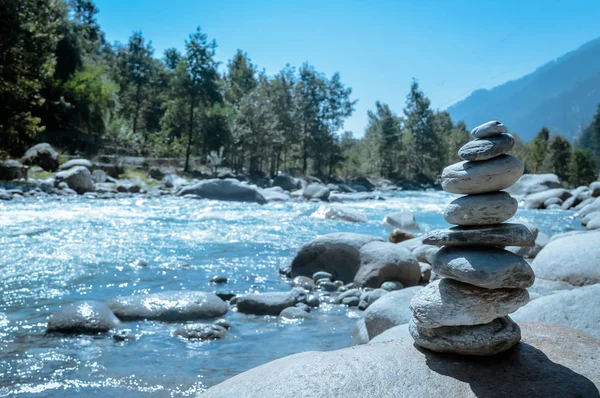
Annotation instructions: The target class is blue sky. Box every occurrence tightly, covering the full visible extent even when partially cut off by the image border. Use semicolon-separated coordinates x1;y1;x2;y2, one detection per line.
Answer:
96;0;600;137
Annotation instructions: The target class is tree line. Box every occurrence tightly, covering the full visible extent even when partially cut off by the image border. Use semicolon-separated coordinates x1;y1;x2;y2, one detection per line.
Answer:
1;0;598;186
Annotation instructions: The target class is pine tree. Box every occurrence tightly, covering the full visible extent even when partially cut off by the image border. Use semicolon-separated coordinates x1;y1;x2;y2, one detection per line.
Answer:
579;104;600;171
568;149;597;186
545;135;571;182
530;127;550;173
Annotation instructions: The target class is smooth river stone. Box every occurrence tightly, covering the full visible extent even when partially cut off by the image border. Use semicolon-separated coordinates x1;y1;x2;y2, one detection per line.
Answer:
409;278;529;328
458;134;515;161
422;223;535;247
409;316;521;356
441;155;524;195
432;246;535;289
444;192;518;226
470;120;508;139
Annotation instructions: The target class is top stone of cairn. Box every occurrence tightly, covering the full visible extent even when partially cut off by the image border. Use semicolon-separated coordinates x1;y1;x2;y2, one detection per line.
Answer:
470;120;507;139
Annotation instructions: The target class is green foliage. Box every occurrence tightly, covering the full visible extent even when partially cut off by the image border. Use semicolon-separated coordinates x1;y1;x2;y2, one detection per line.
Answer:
530;127;550;173
579;104;600;170
546;135;572;181
568;149;597;186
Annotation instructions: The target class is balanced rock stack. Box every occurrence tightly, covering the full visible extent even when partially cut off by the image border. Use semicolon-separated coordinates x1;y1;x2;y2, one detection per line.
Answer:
409;120;536;356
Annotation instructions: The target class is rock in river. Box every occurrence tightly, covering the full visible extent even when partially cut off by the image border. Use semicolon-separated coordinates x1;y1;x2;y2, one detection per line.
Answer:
174;323;228;340
21;142;59;171
176;178;266;204
46;300;120;335
444;192;518;226
362;286;423;340
236;292;296;316
441;155;524;195
432;246;535;289
423;223;535;247
458;133;515;161
54;166;95;194
354;241;421;288
106;291;228;322
409;279;529;328
202;322;600;398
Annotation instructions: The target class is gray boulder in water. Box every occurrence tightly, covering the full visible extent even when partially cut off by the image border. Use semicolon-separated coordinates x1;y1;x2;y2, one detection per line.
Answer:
174;323;228;340
106;291;228;322
54;166;95;194
176;178;266;204
302;183;330;201
0;160;28;181
46;300;120;335
290;233;384;283
201;322;600;398
354;241;421;288
236;292;296;316
505;173;562;196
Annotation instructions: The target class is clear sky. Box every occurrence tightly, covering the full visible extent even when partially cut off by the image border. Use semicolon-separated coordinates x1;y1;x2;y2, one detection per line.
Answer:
95;0;600;137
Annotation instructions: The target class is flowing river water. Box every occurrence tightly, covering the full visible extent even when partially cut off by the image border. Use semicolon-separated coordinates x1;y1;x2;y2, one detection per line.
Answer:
0;192;582;396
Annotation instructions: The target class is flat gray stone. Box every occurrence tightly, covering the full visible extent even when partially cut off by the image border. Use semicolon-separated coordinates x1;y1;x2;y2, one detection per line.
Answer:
202;323;600;398
279;307;311;320
46;300;120;335
423;223;535;247
470;120;508;138
236;292;296;316
409;279;529;328
432;246;535;289
106;291;228;322
363;286;423;340
458;134;515;161
442;155;524;194
409;316;521;356
444;192;518;226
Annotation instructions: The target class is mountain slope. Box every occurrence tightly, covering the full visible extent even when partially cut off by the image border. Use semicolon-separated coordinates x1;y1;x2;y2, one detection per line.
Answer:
447;37;600;141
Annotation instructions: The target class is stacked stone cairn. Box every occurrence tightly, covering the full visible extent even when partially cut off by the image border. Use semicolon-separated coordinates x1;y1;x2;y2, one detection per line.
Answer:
409;120;535;356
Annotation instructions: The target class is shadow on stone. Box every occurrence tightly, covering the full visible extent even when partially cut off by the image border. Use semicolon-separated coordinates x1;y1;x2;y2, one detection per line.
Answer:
422;342;600;398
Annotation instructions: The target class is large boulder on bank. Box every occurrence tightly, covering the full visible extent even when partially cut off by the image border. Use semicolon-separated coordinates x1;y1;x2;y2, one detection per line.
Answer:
531;231;600;286
354;241;421;288
0;160;28;181
21;143;59;171
202;322;600;398
106;291;228;322
236;292;296;316
523;188;571;209
59;158;93;171
176;178;266;204
54;166;95;194
505;173;562;196
512;284;600;338
361;286;423;341
272;175;300;191
290;233;384;283
46;300;119;335
302;183;330;201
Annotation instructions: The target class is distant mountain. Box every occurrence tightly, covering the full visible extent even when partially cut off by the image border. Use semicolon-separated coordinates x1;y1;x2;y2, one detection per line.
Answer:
447;37;600;142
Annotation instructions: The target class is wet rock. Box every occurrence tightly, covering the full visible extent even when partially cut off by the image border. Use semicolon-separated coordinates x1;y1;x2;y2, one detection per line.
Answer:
174;323;228;340
214;319;233;330
211;275;228;284
310;205;367;222
423;223;535;247
176;178;266;204
21;143;59;171
54;166;94;194
458;133;515;161
215;293;236;302
409;316;521;356
312;271;332;281
317;280;337;292
380;281;404;291
0;160;28;181
383;211;420;231
302;183;330;201
354;241;421;288
91;169;108;183
272;174;300;191
441;155;524;195
470;120;507;138
290;233;384;283
291;276;315;291
236;292;296;316
280;307;311;320
444;192;518;226
46;300;120;335
329;192;384;202
295;302;310;312
59;158;93;170
0;190;12;200
341;296;360;306
432;246;535;289
106;291;228;322
410;279;529;328
531;231;600;286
